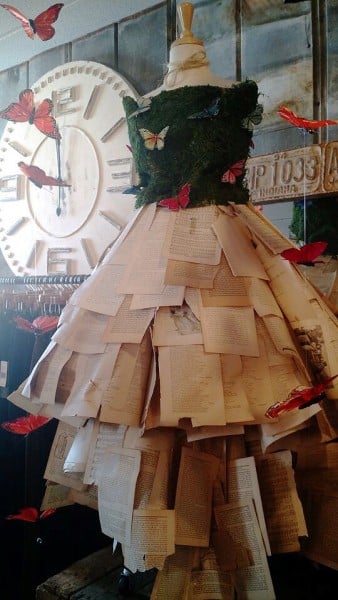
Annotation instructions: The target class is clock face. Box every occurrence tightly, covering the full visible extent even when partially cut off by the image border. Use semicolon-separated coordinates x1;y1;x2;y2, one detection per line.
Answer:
0;61;138;275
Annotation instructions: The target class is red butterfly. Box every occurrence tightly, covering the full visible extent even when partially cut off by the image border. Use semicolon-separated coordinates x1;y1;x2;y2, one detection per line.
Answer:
0;89;60;139
280;241;328;266
221;159;245;184
0;3;64;41
1;414;51;434
18;162;69;189
6;507;56;522
278;105;338;133
158;183;191;211
15;315;59;334
265;374;338;419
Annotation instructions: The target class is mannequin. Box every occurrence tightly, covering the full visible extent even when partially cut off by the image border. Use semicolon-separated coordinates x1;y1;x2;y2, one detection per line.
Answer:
9;2;338;598
153;3;233;92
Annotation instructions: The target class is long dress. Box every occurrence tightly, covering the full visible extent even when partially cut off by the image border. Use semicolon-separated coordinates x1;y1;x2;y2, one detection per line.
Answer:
12;80;338;597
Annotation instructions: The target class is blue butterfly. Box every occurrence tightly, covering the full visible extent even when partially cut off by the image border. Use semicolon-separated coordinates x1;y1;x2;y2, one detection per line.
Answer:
128;96;152;119
188;97;220;119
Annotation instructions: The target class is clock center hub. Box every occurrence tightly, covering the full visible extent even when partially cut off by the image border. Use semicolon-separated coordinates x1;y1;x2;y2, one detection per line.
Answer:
27;125;100;238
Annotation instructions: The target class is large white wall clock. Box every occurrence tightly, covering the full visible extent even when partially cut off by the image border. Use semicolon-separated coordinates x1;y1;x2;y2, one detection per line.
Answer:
0;61;138;276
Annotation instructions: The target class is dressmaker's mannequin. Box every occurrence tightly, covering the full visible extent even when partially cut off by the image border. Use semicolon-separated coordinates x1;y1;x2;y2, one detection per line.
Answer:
153;1;234;92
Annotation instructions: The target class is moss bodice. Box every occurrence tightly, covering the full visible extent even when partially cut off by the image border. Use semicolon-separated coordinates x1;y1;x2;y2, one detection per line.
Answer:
123;80;261;208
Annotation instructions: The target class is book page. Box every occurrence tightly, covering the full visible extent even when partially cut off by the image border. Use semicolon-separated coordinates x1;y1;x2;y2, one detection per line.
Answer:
22;341;70;401
40;482;74;511
200;306;259;356
105;203;155;266
214;499;276;600
201;255;250;307
44;421;86;492
159;345;225;426
212;212;268;279
246;278;282;317
163;206;222;265
102;295;155;343
150;545;195;600
234;203;292;255
53;306;109;353
64;418;94;473
300;489;338;570
130;284;185;310
175;446;220;546
256;450;307;553
83;421;127;485
122;508;175;572
227;457;271;555
153;305;203;346
189;570;235;600
98;446;141;544
116;208;170;292
164;258;219;288
100;333;151;425
75;263;126;315
61;345;120;418
255;243;315;321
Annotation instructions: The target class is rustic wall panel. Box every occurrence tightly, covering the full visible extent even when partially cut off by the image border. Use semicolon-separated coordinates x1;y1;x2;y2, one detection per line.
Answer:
72;26;116;69
190;0;237;79
117;3;168;95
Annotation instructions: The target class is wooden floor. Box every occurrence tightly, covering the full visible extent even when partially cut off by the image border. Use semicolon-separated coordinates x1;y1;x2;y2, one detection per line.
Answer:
35;546;338;600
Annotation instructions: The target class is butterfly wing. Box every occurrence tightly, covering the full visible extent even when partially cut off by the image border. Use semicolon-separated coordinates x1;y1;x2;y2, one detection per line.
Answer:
188;97;220;119
33;3;64;41
0;88;34;122
31;315;59;333
139;128;157;150
6;507;40;522
19;161;69;187
14;315;35;332
281;241;328;265
221;159;245;184
1;414;51;434
33;97;60;138
178;183;191;208
158;197;180;211
139;126;169;150
278;105;338;131
0;4;34;39
265;374;338;418
155;125;169;150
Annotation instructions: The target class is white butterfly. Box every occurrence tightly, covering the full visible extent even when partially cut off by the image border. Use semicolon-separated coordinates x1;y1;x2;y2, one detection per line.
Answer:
139;126;169;150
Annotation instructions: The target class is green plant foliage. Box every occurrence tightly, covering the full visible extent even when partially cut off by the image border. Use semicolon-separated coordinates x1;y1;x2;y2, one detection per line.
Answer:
290;198;338;255
123;80;261;208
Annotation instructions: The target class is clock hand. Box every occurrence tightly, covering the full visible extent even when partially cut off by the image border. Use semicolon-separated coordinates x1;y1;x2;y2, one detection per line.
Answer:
55;138;62;216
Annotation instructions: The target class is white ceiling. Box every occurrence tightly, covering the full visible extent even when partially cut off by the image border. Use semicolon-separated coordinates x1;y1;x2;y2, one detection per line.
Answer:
0;0;159;71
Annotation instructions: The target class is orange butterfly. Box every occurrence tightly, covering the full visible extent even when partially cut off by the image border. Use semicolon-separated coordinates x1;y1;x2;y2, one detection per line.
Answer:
15;315;59;334
0;88;60;139
278;105;338;133
6;507;56;522
18;162;70;189
1;414;51;434
280;241;328;266
158;183;191;211
0;3;64;41
221;159;245;184
139;126;169;150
